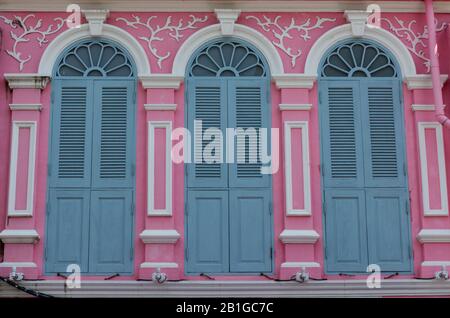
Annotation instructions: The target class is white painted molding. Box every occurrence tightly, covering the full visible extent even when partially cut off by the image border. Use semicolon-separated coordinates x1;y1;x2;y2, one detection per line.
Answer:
38;23;151;76
172;23;283;76
279;229;320;244
421;261;450;267
214;9;241;35
305;24;417;78
279;104;312;111
344;10;370;37
9;104;42;111
0;262;37;268
83;9;109;36
405;74;448;89
4;73;49;89
140;262;179;269
6;1;450;13
272;74;316;89
148;121;173;216
284;121;311;216
412;104;436;112
418;122;448;216
0;229;39;244
281;262;321;268
139;229;180;244
144;104;177;111
139;74;184;89
7;121;37;217
417;229;450;243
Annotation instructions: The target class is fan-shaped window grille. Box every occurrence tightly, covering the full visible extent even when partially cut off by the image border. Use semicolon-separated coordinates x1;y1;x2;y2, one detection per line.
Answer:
55;40;134;77
321;41;398;78
189;40;267;77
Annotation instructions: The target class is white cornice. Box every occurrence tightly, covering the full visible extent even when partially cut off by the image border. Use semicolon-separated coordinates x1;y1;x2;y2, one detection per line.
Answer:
417;229;450;243
139;74;184;89
281;262;321;268
4;73;49;89
83;9;110;36
9;104;42;111
140;262;179;268
405;74;448;90
139;229;180;244
144;104;177;111
0;229;39;244
4;1;450;13
272;74;316;89
279;104;312;111
214;9;241;35
279;229;320;244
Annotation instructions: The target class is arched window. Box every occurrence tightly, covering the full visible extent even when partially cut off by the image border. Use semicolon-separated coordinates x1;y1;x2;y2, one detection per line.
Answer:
185;38;273;274
318;39;412;274
321;41;398;78
46;39;136;275
55;39;134;77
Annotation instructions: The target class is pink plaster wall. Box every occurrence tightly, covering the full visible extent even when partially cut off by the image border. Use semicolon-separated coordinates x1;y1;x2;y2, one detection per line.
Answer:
0;10;449;280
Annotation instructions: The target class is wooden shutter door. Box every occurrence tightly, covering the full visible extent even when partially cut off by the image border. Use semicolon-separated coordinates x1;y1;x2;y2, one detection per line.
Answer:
228;80;270;188
46;80;93;273
320;80;368;272
187;79;228;188
186;190;229;273
229;189;272;272
89;80;135;273
361;80;411;272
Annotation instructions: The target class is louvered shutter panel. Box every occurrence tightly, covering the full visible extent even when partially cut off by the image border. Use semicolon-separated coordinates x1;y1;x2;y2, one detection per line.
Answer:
228;80;270;188
50;80;93;188
91;81;134;188
360;80;406;187
320;80;365;188
187;79;228;188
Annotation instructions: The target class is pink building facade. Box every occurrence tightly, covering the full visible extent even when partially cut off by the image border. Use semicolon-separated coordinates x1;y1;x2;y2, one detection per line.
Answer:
0;0;450;297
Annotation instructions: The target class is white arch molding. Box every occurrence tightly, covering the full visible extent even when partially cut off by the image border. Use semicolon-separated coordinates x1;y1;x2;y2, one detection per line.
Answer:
304;24;417;78
38;23;151;76
172;23;284;76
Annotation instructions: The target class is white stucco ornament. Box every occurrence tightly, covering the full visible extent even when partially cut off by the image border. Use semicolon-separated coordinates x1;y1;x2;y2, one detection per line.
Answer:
83;9;109;36
214;9;241;35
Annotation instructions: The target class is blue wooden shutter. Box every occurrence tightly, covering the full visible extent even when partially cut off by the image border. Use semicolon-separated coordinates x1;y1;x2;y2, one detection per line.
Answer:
88;190;133;273
91;80;135;189
229;189;272;272
320;80;365;188
365;189;411;272
49;80;93;188
228;80;270;188
187;79;228;188
45;190;90;273
360;80;406;188
324;189;368;273
186;190;229;273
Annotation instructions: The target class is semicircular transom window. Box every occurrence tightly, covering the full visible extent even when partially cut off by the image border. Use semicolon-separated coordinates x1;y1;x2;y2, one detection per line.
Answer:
321;41;398;78
56;40;134;77
189;40;267;77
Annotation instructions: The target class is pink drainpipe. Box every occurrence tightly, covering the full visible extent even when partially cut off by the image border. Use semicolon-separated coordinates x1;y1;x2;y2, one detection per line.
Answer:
425;0;450;128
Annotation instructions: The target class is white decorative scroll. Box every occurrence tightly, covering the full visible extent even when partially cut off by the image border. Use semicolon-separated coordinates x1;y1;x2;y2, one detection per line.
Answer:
116;15;208;69
246;15;336;67
0;15;65;71
381;17;447;73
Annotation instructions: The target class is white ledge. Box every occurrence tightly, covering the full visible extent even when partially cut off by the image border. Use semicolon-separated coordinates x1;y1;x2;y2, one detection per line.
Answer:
279;103;312;111
140;262;179;269
4;73;49;89
9;103;42;111
140;229;180;244
272;74;316;89
417;229;450;243
0;229;39;244
139;74;184;89
0;262;37;268
279;229;320;244
421;261;450;267
281;262;321;268
404;74;448;90
144;103;177;111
